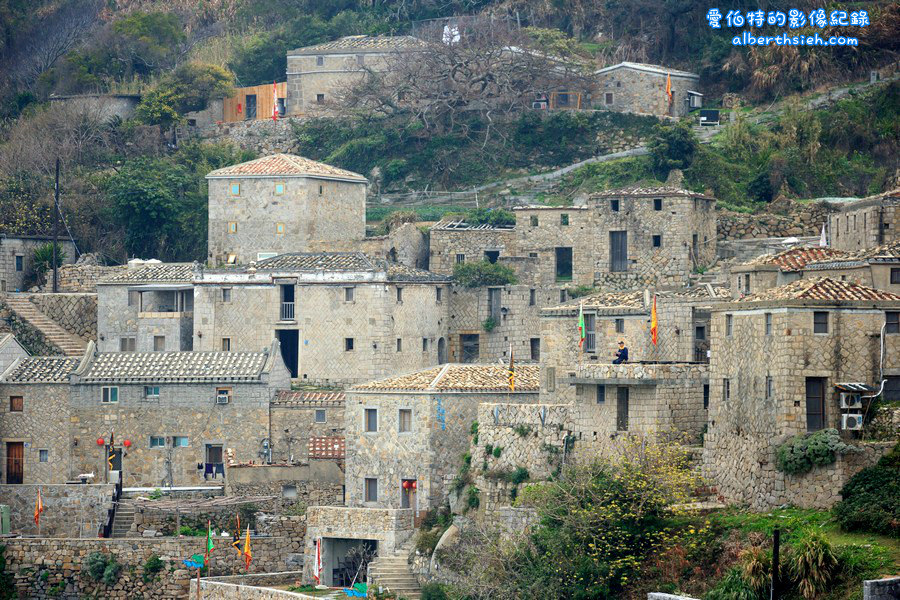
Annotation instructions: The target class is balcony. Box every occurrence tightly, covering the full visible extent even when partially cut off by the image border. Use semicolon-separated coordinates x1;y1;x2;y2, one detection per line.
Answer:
563;361;708;386
280;301;295;321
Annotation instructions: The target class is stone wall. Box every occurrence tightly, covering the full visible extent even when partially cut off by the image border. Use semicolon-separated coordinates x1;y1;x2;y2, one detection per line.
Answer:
130;500;282;538
0;382;72;484
864;577;900;600
307;223;429;269
269;404;346;463
225;463;345;511
717;198;836;241
830;198;900;252
0;300;63;356
26;293;97;340
0;484;114;537
42;263;126;293
0;235;77;293
194;577;316;600
182;118;299;155
2;535;296;599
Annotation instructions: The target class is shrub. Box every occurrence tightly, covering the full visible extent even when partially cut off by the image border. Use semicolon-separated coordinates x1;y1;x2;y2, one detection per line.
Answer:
84;553;108;581
482;317;497;332
32;243;67;276
462;208;515;227
506;467;529;486
416;528;443;556
465;486;480;511
102;558;121;586
513;425;532;437
833;445;899;536
142;555;164;583
452;261;518;288
492;446;503;458
0;546;14;600
484;444;493;456
789;529;837;600
421;582;449;600
704;567;760;600
775;429;854;475
739;546;770;593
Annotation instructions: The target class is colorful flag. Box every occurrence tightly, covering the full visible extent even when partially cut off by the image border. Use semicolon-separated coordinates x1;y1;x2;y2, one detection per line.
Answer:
313;538;323;584
107;431;115;471
508;344;515;392
650;295;659;346
34;488;44;526
577;302;585;349
665;73;672;103
206;520;215;555
182;554;205;569
242;525;252;570
272;81;278;121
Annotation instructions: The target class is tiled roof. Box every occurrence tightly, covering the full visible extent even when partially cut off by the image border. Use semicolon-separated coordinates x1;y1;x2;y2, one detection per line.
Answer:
595;61;699;78
205;154;366;182
665;283;731;299
77;351;271;383
431;218;514;231
308;436;345;459
353;363;540;392
254;252;376;272
2;357;80;383
272;390;345;407
736;277;900;303
591;186;714;200
290;35;426;55
385;263;451;283
739;247;851;272
804;241;900;270
546;290;645;312
100;263;195;284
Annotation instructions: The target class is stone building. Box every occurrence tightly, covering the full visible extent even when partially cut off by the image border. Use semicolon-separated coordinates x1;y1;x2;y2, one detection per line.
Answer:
0;234;77;293
193;252;452;385
0;356;79;484
729;246;850;298
828;189;900;252
593;62;701;118
205;154;367;266
800;241;900;294
286;35;425;116
704;277;900;509
269;390;345;462
343;364;540;510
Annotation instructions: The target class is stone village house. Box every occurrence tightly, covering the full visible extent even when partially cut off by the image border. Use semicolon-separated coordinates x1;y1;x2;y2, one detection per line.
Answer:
0;233;77;293
828;189;900;252
593;62;702;118
703;277;900;510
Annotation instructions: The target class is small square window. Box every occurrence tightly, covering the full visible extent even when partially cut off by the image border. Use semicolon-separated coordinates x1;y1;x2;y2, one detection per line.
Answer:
356;54;365;66
615;319;625;334
653;198;663;211
396;338;402;352
560;214;569;226
216;387;233;403
399;408;412;433
144;386;160;398
611;199;620;212
39;449;49;462
275;223;285;235
887;312;900;334
530;215;538;227
128;290;140;307
365;477;378;502
10;396;23;412
345;338;355;351
230;183;241;196
365;408;378;432
604;92;613;105
153;336;165;352
228;222;238;234
222;288;232;303
316;56;324;66
102;387;118;403
173;436;188;447
274;183;285;195
282;484;298;498
150;436;165;448
529;252;538;258
455;254;465;264
436;287;442;303
221;338;231;352
315;409;327;423
652;234;662;248
813;311;829;334
316;93;325;104
120;337;136;352
345;287;355;302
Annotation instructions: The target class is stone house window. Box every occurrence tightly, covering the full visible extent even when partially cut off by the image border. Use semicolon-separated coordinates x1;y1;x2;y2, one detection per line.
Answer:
230;183;241;196
584;314;596;352
764;313;772;335
365;408;378;432
555;247;573;281
703;384;709;410
144;386;160;399
274;182;285;195
365;477;378;502
226;253;237;265
722;379;730;402
128;290;140;307
9;396;23;412
695;325;705;340
316;94;325;104
436;287;442;303
345;338;355;351
15;255;23;271
173;436;188;447
422;338;429;352
530;338;540;360
654;198;663;211
616;387;629;431
356;54;365;66
743;274;751;294
765;376;774;400
529;289;536;306
559;289;567;303
315;409;326;423
399;409;412;433
396;338;402;352
101;387;118;403
228;222;237;234
456;254;465;264
345;287;355;302
604;92;613;105
560;214;569;226
529;252;538;258
610;199;620;212
596;385;605;404
396;287;403;303
484;250;500;263
530;215;538;227
150;436;165;448
1;280;5;292
216;387;233;404
460;334;480;363
120;337;136;352
153;336;165;352
652;234;662;248
886;311;900;334
221;338;231;352
222;288;232;303
39;449;48;462
316;56;324;66
891;268;900;284
725;314;733;337
488;288;501;321
813;311;829;334
283;484;297;498
615;319;625;334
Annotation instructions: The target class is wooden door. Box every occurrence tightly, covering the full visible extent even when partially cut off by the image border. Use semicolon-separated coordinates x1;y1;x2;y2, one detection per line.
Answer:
6;442;23;484
610;231;628;272
805;377;827;431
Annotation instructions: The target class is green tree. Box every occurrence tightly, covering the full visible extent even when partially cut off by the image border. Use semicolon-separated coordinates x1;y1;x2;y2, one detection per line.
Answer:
32;243;67;276
168;63;234;113
135;87;182;126
111;11;185;76
453;261;518;288
648;121;699;179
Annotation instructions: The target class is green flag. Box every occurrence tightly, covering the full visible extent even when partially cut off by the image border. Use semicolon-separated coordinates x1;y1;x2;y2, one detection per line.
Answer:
207;520;215;554
577;302;585;349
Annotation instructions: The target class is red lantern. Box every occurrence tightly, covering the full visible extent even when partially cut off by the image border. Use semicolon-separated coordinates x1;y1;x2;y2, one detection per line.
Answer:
96;438;105;446
411;481;417;489
402;480;411;489
123;439;132;448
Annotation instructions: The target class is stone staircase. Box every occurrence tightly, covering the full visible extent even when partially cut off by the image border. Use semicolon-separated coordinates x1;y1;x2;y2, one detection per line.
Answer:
109;502;135;538
2;295;87;356
368;539;421;600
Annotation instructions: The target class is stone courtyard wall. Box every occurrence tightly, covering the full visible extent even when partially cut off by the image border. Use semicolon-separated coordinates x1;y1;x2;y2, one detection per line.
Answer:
41;263;125;293
193;577;316;600
26;293;97;340
0;300;62;356
717;198;836;241
182;118;299;155
0;484;114;537
2;535;296;599
225;463;345;512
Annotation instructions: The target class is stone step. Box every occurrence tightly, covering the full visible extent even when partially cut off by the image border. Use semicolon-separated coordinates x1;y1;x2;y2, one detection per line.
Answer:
3;296;88;356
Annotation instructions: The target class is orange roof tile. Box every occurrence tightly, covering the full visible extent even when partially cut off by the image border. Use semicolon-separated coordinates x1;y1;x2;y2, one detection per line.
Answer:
737;277;900;303
353;364;540;392
308;436;345;459
740;247;851;272
206;154;367;182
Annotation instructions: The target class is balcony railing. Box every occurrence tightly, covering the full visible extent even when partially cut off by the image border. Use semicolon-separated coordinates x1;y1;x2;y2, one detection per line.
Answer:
281;302;295;321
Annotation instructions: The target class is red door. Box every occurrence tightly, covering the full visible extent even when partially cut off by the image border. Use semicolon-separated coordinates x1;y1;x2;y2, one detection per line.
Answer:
6;442;24;484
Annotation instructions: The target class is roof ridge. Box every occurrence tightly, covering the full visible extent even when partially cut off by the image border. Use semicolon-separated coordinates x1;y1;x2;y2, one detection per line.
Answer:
429;363;452;390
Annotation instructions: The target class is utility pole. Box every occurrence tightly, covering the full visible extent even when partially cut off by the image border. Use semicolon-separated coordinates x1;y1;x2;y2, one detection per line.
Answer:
52;158;60;293
771;527;780;600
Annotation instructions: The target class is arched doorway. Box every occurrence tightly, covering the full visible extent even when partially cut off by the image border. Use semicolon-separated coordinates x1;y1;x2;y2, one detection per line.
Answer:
437;337;447;364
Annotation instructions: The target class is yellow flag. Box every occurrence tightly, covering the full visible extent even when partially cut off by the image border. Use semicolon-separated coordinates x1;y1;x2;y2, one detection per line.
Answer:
243;525;252;570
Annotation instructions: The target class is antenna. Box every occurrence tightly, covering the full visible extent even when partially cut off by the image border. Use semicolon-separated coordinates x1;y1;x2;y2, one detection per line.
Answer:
53;158;60;293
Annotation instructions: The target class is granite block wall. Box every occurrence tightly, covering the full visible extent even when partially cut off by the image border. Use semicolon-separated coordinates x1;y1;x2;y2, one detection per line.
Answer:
26;293;97;341
0;382;72;484
0;483;114;537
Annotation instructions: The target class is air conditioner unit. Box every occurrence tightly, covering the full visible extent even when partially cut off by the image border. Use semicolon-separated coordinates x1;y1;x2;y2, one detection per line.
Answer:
841;413;864;430
215;393;230;405
840;393;862;410
531;101;548;109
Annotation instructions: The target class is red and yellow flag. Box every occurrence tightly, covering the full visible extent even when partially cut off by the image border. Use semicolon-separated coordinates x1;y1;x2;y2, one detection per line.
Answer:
242;525;252;570
650;295;659;346
34;488;44;526
508;344;515;392
272;81;279;121
665;73;672;104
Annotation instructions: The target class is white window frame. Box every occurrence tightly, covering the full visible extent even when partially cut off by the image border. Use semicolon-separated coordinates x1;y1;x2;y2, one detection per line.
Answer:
314;409;326;424
173;436;189;448
149;436;165;449
398;408;413;433
364;408;378;433
144;386;160;399
101;386;119;404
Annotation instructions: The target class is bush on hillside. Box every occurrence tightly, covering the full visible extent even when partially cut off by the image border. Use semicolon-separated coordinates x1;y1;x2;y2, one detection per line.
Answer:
833;443;900;536
453;261;517;288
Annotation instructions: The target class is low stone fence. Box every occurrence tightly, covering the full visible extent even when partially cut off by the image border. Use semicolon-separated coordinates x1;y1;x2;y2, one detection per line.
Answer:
1;535;298;599
717;198;836;241
42;263;126;293
256;514;306;540
648;594;699;600
864;576;900;600
129;499;277;538
0;483;114;537
225;463;345;513
192;576;316;600
27;293;97;340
